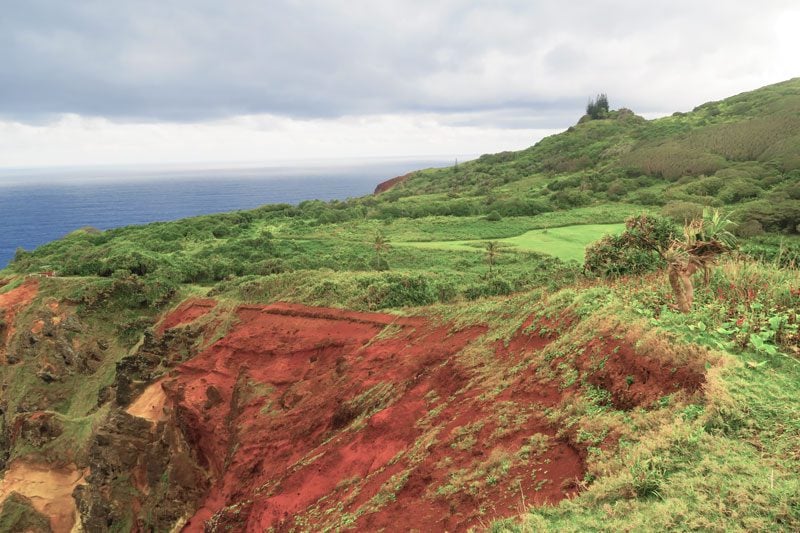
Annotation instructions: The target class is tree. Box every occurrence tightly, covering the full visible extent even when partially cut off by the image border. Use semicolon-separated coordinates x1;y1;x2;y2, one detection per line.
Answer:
485;241;500;274
586;93;610;119
664;209;736;312
372;230;390;270
584;209;736;312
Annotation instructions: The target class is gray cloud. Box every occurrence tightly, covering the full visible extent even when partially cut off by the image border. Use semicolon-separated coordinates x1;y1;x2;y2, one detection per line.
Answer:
1;0;797;125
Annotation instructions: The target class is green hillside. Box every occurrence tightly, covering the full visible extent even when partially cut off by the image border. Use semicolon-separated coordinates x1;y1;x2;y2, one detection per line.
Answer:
1;79;799;531
9;79;800;294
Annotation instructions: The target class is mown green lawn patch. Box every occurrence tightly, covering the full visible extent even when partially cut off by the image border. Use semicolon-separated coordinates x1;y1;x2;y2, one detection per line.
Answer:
499;223;625;262
393;223;624;262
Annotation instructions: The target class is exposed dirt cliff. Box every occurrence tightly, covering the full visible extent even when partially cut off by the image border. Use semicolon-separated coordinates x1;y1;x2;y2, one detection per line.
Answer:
0;289;706;532
373;172;413;194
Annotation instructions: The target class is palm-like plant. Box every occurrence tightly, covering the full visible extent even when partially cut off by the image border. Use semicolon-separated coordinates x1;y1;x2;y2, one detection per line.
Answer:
372;231;390;270
667;208;736;312
485;241;500;274
373;231;390;255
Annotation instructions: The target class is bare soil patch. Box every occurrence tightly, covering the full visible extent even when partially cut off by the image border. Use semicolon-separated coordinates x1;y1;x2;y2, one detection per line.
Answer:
0;460;87;533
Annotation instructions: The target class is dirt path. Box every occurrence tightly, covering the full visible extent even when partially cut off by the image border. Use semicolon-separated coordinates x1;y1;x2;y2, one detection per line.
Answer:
0;460;87;533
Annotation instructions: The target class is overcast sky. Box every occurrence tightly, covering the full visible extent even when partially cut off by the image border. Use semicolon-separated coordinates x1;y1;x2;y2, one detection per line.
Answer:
1;0;798;168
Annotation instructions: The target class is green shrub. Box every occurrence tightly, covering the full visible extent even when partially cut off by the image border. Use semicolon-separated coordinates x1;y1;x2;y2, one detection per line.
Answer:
584;234;663;277
662;201;705;223
360;274;439;308
718;179;762;203
737;199;800;233
584;215;675;277
735;219;765;238
463;276;513;300
551;189;592;209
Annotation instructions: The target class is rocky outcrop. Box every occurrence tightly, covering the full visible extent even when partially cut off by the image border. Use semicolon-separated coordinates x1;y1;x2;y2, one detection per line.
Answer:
6;306;105;382
75;409;209;532
115;323;207;408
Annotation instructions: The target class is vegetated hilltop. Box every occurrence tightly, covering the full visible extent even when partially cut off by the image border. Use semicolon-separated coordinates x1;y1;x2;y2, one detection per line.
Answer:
0;80;798;532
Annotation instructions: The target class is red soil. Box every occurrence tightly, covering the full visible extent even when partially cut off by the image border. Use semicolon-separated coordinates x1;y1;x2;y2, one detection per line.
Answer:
161;303;580;532
144;303;704;532
495;314;556;358
157;298;217;333
0;280;38;356
575;337;705;410
373;172;413;194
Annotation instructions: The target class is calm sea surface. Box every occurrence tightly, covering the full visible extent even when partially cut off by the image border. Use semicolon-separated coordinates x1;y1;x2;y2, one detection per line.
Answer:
0;159;449;267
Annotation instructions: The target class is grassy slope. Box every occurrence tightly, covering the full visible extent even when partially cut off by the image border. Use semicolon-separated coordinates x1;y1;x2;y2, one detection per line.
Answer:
492;261;800;531
1;79;800;530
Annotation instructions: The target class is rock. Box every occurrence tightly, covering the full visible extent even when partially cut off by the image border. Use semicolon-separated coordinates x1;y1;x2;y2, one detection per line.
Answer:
75;410;209;532
15;412;64;447
115;326;204;407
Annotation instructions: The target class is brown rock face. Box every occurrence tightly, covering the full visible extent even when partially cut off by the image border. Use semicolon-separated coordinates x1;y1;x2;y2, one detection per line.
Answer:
373;172;413;194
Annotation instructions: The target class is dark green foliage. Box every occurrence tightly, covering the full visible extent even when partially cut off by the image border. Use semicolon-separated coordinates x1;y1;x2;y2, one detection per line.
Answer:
551;189;592;209
735;219;765;238
78;273;177;311
740;235;800;267
584;234;663;277
363;274;440;308
584;215;676;277
662;201;705;223
463;276;513;300
718;179;762;203
737;199;800;234
586;93;610;119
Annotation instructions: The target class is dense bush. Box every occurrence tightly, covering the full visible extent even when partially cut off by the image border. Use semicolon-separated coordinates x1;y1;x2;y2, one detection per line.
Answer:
551;189;592;209
737;200;800;233
584;235;663;277
735;219;765;238
584;215;676;277
463;276;513;300
718;179;762;203
661;201;705;223
78;273;177;310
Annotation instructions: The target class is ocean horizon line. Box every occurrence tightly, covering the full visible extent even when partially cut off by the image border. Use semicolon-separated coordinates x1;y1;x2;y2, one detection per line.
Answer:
0;154;477;187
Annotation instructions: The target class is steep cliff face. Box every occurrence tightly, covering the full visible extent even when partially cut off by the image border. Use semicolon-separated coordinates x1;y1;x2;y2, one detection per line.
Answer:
373;172;413;194
0;283;707;532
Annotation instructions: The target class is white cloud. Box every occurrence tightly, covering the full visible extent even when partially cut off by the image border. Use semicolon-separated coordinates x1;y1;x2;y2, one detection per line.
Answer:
0;1;798;167
0;113;558;168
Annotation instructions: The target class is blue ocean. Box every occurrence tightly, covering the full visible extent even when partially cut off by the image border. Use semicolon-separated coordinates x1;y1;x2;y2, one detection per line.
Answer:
0;158;449;268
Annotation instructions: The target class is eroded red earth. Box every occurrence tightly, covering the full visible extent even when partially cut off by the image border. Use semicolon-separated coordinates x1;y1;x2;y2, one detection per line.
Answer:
157;298;217;334
137;300;704;532
0;279;38;359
